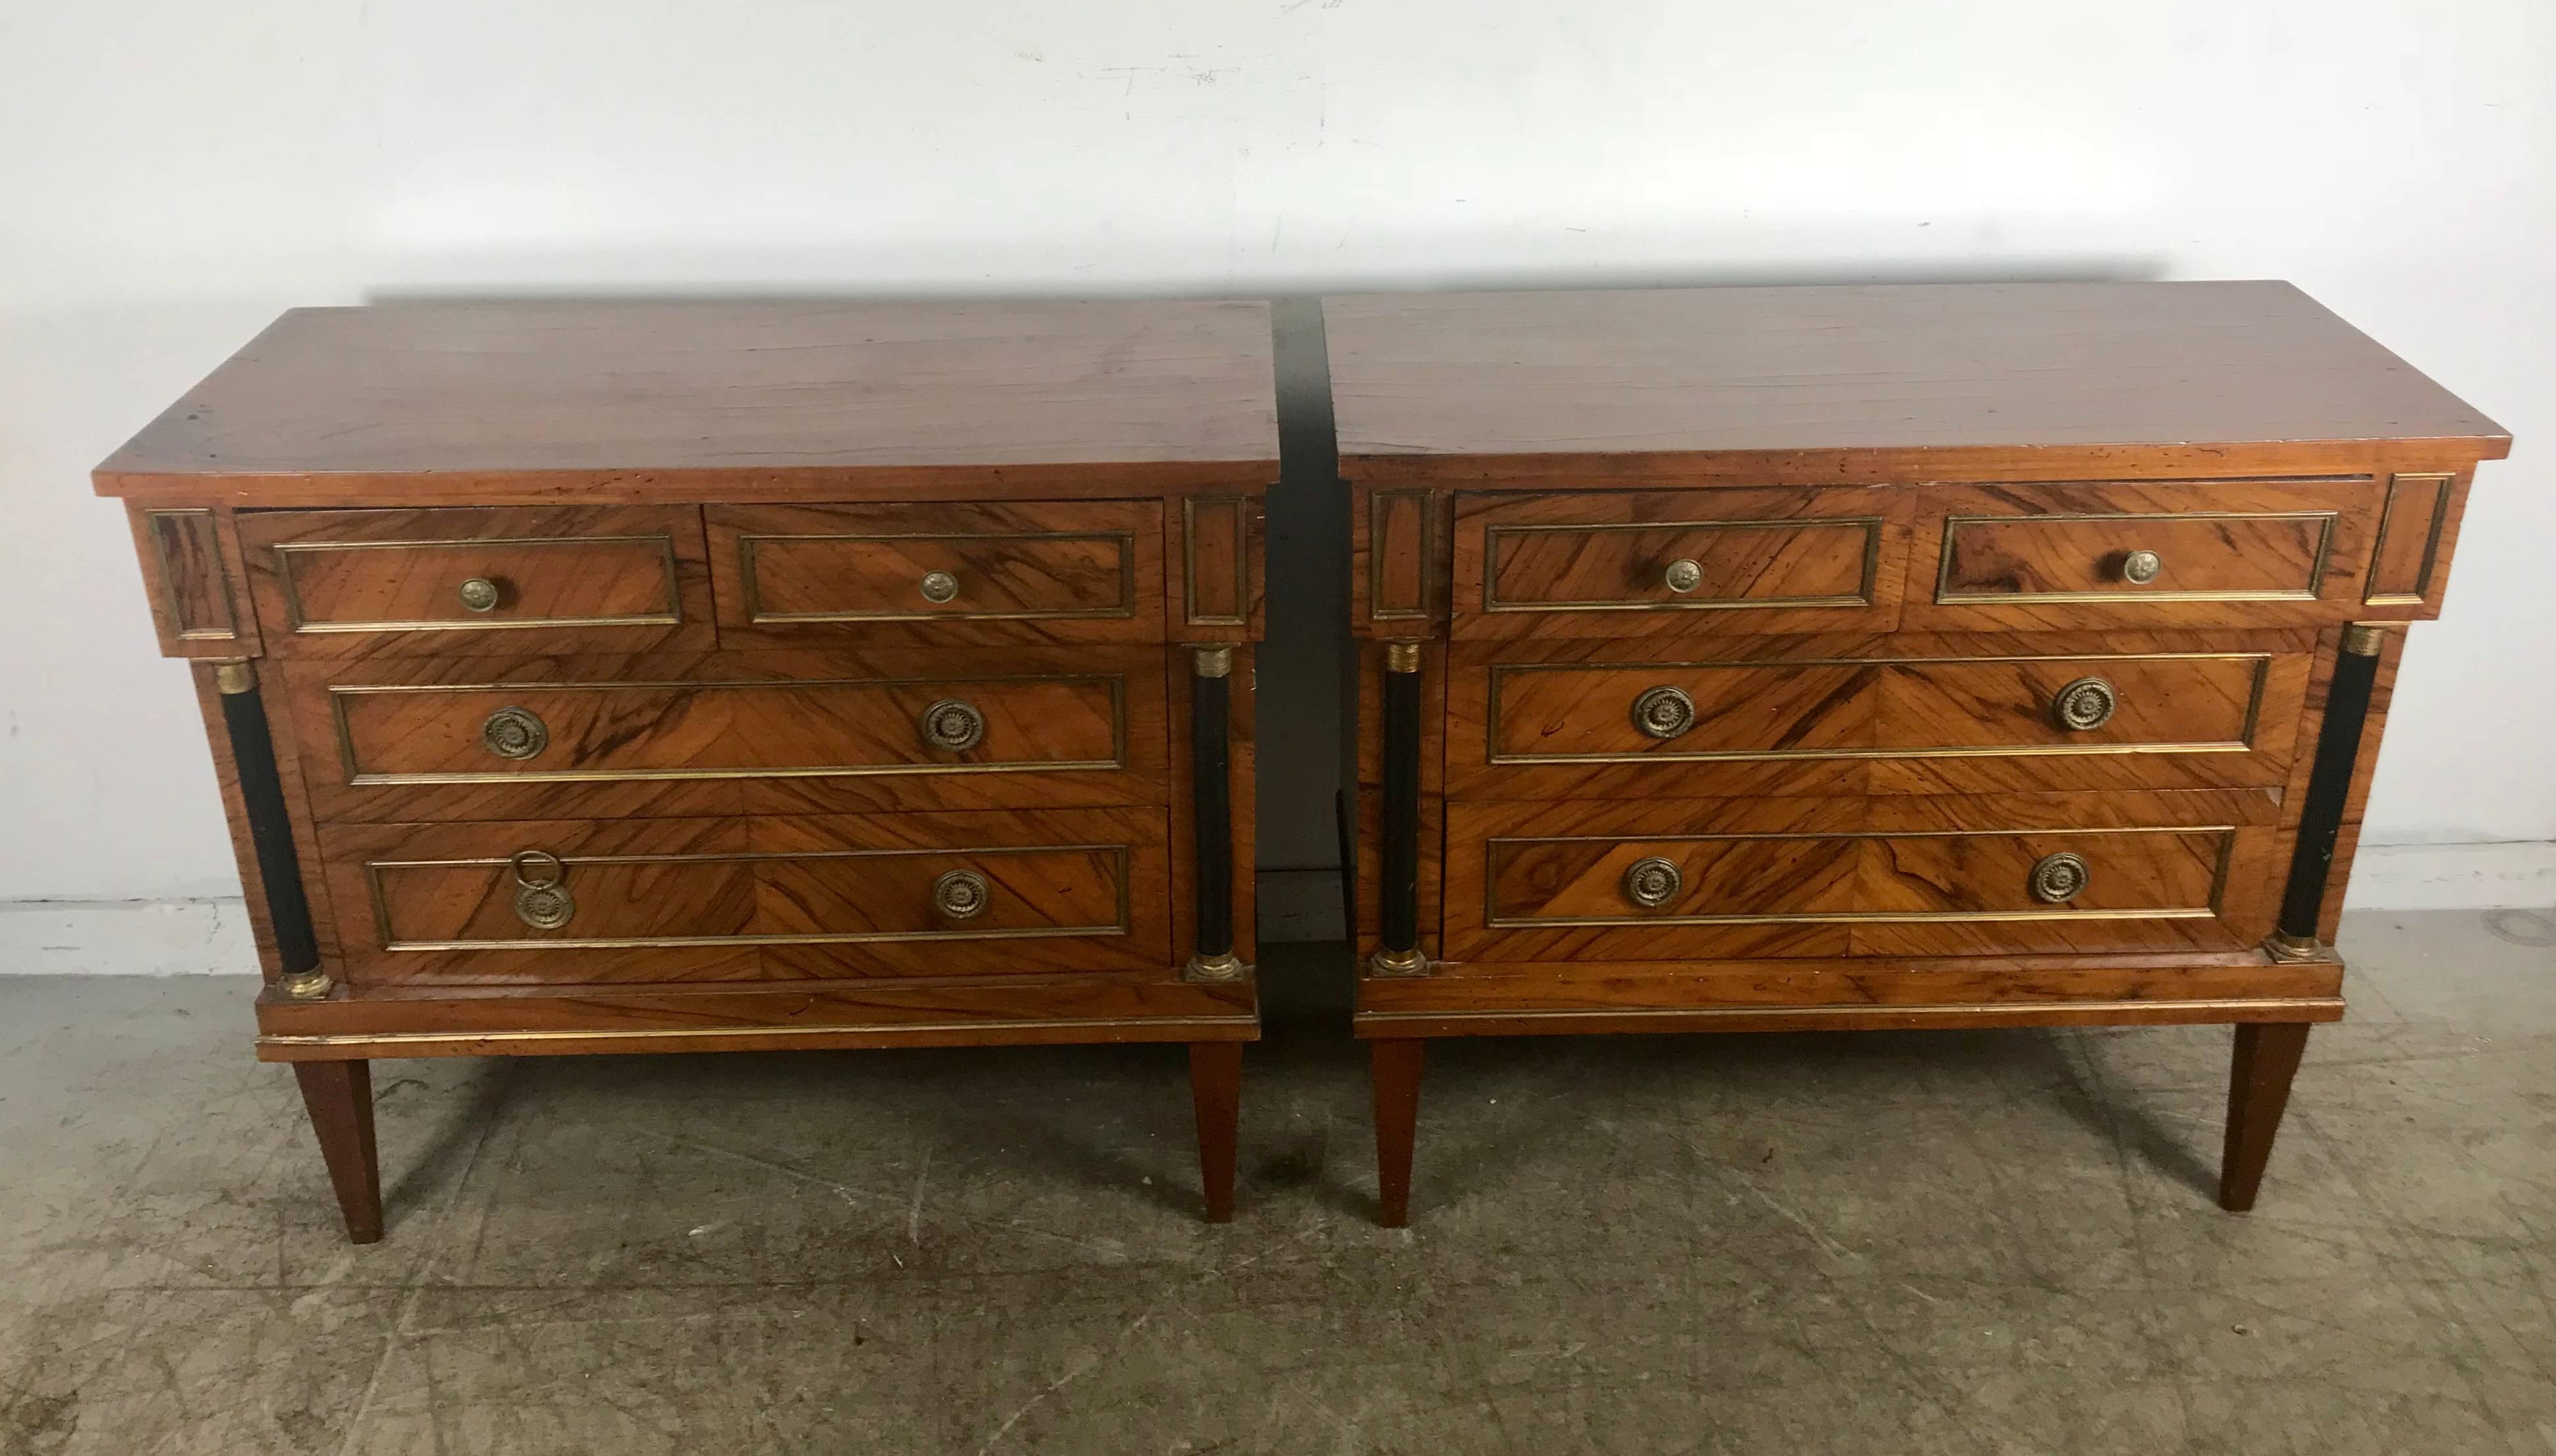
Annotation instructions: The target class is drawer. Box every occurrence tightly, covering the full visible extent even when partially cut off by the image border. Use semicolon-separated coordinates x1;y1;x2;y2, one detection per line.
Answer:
709;502;1165;645
238;506;716;656
1441;795;2282;962
1449;489;1908;638
1447;635;2309;798
1908;479;2381;630
318;808;1171;985
283;647;1170;822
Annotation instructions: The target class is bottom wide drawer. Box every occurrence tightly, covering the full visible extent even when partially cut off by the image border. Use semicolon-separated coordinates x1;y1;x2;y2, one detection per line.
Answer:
1442;794;2283;961
319;808;1170;984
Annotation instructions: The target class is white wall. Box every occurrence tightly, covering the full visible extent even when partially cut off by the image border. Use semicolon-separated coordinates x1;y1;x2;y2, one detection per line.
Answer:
4;1;2553;942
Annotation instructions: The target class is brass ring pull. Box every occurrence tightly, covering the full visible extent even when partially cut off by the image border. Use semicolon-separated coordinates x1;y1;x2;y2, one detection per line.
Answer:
932;868;990;920
2119;550;2163;586
920;698;986;752
1663;558;1704;594
1622;856;1683;909
481;706;548;760
2050;677;2118;733
509;850;575;929
457;576;503;613
919;571;960;604
1631;685;1695;740
2029;851;2090;904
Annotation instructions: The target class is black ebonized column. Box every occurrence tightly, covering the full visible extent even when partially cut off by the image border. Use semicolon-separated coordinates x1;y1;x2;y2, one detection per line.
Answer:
1373;642;1424;975
2270;626;2387;958
1184;647;1243;981
215;662;324;990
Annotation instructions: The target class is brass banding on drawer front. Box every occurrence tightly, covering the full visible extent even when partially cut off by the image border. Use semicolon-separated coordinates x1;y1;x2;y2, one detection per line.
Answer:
317;809;1172;983
708;501;1165;644
1454;645;2306;798
237;506;715;655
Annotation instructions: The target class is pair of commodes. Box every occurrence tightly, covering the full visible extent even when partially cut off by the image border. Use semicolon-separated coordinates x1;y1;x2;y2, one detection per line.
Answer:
98;284;2505;1238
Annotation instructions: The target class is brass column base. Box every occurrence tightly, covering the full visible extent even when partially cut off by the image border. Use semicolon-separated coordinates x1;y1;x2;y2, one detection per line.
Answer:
278;969;335;1000
2263;931;2326;963
1367;948;1430;978
1183;952;1249;984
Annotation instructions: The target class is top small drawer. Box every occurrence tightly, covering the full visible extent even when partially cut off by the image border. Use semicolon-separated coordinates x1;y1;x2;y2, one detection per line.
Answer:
239;506;715;657
1909;479;2381;630
709;502;1165;645
1449;489;1908;639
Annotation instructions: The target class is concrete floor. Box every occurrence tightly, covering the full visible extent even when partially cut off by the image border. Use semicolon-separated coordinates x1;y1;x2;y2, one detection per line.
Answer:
0;910;2551;1454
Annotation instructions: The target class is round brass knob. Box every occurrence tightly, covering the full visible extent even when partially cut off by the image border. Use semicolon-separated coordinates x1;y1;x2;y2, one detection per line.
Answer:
932;868;990;920
1663;558;1704;594
457;576;503;613
1622;856;1683;909
480;706;548;761
2119;550;2163;586
919;571;960;605
2029;851;2091;904
2050;677;2118;733
1631;685;1696;740
509;849;575;929
920;698;986;752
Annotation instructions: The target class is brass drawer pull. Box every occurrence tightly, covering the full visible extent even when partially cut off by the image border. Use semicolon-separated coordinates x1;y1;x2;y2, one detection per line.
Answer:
2118;550;2163;586
510;849;575;929
920;698;986;752
457;576;503;613
1631;685;1695;740
932;868;990;920
919;570;960;604
2050;677;2118;732
1662;557;1704;594
2030;851;2090;904
480;706;548;760
1622;856;1682;908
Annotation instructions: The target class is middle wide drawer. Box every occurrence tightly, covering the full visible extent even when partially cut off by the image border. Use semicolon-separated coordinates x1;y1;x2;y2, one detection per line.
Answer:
281;647;1170;822
1447;632;2313;799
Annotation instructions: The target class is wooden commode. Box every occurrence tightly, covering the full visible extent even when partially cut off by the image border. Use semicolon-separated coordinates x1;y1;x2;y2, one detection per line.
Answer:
99;301;1276;1238
1328;282;2507;1225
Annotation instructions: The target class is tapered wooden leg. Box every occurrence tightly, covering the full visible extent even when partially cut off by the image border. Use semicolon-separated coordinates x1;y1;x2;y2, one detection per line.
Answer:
1187;1042;1244;1223
293;1060;383;1244
1371;1038;1425;1228
2219;1022;2312;1212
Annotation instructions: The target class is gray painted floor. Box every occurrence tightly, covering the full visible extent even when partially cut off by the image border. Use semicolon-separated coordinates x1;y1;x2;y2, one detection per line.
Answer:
2;909;2551;1454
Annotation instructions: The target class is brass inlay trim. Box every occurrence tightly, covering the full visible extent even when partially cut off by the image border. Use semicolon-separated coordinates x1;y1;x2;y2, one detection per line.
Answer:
1356;999;2340;1028
2364;473;2456;606
273;534;686;634
1935;510;2339;605
1182;497;1251;628
146;509;242;641
1481;516;1885;615
325;673;1132;786
1482;652;2277;766
1368;491;1435;622
1481;825;2238;930
736;529;1138;624
365;843;1136;952
260;1013;1262;1051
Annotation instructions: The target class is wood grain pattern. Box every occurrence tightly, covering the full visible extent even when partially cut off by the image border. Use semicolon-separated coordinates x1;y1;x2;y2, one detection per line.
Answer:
1170;496;1266;639
96;300;1280;504
256;973;1257;1059
1451;488;1910;638
238;506;715;657
128;505;258;656
2359;471;2475;617
318;807;1170;986
1908;480;2380;631
281;647;1168;822
1441;793;2282;963
1325;283;2508;480
707;500;1165;647
1449;636;2307;799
